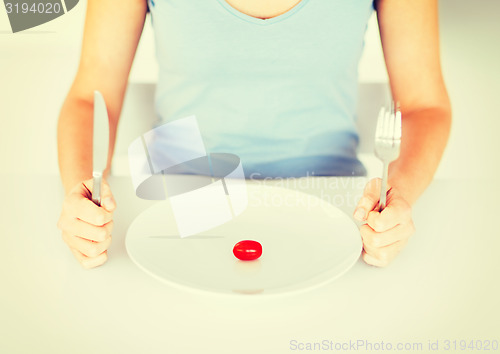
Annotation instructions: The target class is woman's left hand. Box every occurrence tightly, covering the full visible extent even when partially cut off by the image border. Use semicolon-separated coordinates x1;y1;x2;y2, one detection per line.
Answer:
353;178;416;267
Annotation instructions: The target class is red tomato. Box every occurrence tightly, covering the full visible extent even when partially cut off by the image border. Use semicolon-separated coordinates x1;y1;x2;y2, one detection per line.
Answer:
233;240;262;261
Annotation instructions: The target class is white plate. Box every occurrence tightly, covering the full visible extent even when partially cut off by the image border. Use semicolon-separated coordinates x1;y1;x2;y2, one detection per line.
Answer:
126;183;362;296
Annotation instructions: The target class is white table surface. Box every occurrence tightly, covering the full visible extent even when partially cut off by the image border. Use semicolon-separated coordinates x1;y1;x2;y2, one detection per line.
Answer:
1;175;498;354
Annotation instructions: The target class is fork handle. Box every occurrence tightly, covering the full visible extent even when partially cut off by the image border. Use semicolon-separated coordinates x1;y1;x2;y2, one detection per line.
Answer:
92;171;103;207
379;162;389;211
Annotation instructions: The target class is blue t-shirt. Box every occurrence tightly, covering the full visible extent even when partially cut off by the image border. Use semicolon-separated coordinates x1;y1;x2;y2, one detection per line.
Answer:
147;0;374;178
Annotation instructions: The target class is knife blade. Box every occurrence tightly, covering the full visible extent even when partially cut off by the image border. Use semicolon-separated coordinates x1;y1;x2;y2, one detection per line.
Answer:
92;90;110;206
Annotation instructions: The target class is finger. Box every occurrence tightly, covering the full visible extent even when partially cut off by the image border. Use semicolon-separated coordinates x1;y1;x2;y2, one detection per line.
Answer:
362;251;389;268
70;248;108;269
59;218;113;242
366;196;412;232
64;232;112;258
362;251;386;267
66;192;113;226
362;238;409;267
83;179;116;212
360;222;415;248
58;204;113;244
353;178;387;221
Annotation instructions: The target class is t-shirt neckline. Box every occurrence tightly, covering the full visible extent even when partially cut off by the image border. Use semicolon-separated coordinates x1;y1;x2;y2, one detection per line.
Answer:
216;0;310;26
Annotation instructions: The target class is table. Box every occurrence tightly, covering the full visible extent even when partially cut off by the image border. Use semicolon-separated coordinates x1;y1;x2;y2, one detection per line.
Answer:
1;175;498;354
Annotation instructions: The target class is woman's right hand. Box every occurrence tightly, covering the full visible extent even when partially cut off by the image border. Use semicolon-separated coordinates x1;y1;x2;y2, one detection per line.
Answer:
57;178;116;269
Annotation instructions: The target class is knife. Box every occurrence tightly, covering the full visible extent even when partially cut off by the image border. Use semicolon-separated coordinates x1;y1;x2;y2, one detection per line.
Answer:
92;91;110;206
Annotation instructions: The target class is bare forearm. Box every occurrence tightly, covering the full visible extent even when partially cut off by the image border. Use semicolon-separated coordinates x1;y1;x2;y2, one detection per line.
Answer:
388;106;451;205
57;95;93;193
57;93;116;194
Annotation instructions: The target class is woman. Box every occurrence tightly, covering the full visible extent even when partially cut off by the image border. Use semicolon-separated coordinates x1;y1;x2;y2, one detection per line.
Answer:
57;0;451;269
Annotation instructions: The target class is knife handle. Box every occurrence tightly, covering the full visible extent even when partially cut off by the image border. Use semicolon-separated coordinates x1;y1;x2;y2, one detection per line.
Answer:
92;171;103;206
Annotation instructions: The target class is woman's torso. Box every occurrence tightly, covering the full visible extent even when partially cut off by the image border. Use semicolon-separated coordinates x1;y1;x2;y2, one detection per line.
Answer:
147;0;374;178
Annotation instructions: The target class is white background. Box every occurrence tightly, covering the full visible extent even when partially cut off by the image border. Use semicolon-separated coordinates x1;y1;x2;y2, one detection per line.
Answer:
0;0;499;178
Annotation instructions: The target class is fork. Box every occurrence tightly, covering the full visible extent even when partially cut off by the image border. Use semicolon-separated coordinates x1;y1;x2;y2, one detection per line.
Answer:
374;102;402;211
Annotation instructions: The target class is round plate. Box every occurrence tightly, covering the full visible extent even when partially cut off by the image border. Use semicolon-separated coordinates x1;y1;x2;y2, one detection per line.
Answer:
126;183;362;296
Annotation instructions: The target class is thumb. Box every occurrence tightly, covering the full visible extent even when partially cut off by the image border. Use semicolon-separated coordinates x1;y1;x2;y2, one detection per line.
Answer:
353;178;384;221
79;178;116;212
100;179;116;212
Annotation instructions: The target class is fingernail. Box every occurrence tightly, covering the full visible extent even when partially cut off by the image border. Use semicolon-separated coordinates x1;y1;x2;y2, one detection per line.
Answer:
354;208;366;221
103;197;115;210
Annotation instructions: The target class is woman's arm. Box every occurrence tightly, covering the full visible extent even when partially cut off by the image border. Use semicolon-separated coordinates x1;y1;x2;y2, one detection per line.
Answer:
354;0;451;267
58;0;148;192
56;0;148;268
376;0;452;204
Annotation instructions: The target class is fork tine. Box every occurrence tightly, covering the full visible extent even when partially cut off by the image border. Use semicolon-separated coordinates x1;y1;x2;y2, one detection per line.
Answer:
384;109;393;139
376;107;385;139
394;107;402;140
380;110;392;140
